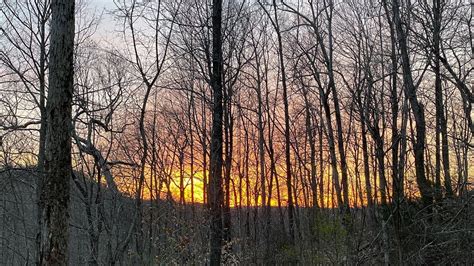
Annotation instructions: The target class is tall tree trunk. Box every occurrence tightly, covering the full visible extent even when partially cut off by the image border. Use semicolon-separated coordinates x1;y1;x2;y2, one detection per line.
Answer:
188;91;196;215
271;0;295;242
148;91;158;258
135;82;154;261
391;0;433;207
322;98;344;208
318;106;325;209
179;150;185;206
433;0;453;197
303;91;318;209
223;82;233;244
381;5;403;262
41;0;75;264
36;11;48;264
323;0;350;210
209;0;224;264
361;115;373;210
255;50;270;258
202;96;208;206
374;133;387;206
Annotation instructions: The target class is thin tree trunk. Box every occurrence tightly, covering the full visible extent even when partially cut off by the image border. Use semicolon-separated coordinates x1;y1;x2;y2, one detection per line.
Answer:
223;82;233;244
361;117;373;210
36;12;48;264
391;0;433;207
433;0;453;197
271;0;295;242
303;91;318;209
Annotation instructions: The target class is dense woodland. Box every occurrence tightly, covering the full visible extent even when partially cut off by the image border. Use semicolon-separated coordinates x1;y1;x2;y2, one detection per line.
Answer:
0;0;472;264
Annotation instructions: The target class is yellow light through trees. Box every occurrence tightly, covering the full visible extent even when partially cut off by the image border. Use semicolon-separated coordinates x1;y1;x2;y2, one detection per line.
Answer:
111;164;416;208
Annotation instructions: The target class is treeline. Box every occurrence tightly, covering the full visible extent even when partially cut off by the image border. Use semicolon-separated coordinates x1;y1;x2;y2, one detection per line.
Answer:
0;0;472;264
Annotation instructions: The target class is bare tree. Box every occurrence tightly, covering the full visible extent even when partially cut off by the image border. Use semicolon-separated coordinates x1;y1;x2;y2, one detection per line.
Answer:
390;0;433;207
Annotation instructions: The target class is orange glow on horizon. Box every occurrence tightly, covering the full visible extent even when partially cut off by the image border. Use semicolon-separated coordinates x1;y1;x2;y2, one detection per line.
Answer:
112;165;398;208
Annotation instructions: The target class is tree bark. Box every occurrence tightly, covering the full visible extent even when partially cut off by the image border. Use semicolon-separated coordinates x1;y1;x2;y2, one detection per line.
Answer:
209;0;224;264
41;0;75;264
